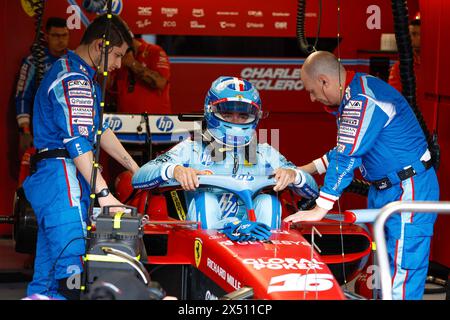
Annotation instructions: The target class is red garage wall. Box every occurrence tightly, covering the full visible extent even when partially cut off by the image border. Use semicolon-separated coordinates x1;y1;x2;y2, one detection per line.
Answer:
421;0;450;267
0;0;35;234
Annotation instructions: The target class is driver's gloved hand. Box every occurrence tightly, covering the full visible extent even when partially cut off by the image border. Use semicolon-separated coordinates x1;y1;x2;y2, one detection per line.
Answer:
221;219;271;242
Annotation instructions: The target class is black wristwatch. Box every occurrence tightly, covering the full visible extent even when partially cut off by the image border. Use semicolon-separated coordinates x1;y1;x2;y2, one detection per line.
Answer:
96;188;110;198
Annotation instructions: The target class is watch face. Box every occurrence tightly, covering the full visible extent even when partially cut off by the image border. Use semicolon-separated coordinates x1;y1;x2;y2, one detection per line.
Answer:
98;188;110;197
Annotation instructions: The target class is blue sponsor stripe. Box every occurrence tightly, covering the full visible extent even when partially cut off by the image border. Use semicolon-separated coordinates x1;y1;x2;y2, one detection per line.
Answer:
133;176;164;190
194;193;208;229
114;133;191;143
270;195;281;229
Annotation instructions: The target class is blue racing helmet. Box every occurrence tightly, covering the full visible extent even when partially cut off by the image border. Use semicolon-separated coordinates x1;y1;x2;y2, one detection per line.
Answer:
204;76;263;147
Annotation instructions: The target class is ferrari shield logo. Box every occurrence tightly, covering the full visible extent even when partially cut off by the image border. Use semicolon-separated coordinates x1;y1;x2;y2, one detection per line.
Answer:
194;238;203;267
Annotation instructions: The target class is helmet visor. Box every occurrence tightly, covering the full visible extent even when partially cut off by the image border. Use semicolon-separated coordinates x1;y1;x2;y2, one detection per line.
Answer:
210;101;261;124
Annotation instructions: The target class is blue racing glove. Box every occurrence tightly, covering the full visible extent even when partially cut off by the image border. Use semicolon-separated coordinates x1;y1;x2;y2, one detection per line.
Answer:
221;219;271;242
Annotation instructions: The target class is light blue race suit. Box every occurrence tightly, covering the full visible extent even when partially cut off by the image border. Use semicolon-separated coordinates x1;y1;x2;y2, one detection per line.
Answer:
132;138;319;229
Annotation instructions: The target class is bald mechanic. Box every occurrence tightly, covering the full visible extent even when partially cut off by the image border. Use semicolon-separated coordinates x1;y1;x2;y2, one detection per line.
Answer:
284;51;439;300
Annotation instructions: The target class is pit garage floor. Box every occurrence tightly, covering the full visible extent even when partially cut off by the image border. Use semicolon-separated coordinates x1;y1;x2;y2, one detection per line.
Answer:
0;238;446;300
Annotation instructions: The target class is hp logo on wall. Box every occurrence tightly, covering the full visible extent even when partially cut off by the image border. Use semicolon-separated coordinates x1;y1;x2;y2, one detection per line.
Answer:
105;116;122;131
156;116;174;132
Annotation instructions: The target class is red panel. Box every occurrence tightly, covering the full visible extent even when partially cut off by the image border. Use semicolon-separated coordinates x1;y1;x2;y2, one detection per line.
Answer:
0;0;36;234
430;102;450;267
420;0;440;97
436;1;450;98
41;0;395;56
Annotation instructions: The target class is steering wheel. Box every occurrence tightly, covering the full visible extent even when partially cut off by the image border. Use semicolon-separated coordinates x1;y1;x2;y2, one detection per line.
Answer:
160;174;277;221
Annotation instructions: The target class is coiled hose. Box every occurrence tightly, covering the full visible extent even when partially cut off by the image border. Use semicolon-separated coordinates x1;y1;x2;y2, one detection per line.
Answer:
391;0;440;169
297;0;319;55
30;0;47;87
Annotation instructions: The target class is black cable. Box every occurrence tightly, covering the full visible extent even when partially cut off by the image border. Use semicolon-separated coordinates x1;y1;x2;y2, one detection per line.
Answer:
83;0;114;297
391;0;440;169
30;0;46;87
297;0;322;55
44;236;88;297
87;0;113;217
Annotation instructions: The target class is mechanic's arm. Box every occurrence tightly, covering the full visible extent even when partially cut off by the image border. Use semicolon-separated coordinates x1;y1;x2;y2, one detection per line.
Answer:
15;58;35;151
285;95;390;222
100;128;139;174
73;151;123;208
263;144;319;198
297;148;336;175
122;51;168;90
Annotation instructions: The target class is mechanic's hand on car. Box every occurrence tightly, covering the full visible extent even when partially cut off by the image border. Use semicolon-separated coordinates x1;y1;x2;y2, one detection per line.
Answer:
273;168;297;192
173;166;211;191
221;219;271;242
284;206;329;223
98;193;129;213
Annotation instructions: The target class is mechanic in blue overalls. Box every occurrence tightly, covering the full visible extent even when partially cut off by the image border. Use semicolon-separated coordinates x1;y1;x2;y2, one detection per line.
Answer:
15;17;70;153
23;15;140;300
285;51;439;300
133;76;319;241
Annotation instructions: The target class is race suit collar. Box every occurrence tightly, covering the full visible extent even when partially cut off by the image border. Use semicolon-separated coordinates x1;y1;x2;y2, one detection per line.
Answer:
337;71;357;114
323;71;357;116
67;50;96;79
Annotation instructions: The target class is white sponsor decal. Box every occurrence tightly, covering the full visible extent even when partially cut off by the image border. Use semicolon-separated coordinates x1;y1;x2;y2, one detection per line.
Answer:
162;20;176;28
216;11;239;16
161;7;178;17
267;274;334;294
333;158;356;191
337;143;346;153
242;67;300;79
341;117;359;126
75;143;83;155
190;21;206;29
347;100;363;109
338;136;355;144
271;230;290;235
243;258;324;271
79;65;88;75
342;110;361;117
272;12;290;17
78;126;89;136
70;97;94;106
192;8;204;17
220;21;236;29
206;258;241;290
136;19;151;28
220;240;309;246
240;68;303;91
68;90;92;98
72;117;93;125
71;107;93;117
248;10;263;17
345;87;351;100
138;6;152;16
274;21;288;29
339;125;357;136
246;22;264;28
67;80;90;90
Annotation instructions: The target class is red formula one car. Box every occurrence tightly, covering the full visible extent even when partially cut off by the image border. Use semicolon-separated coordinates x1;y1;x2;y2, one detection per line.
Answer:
117;173;373;300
